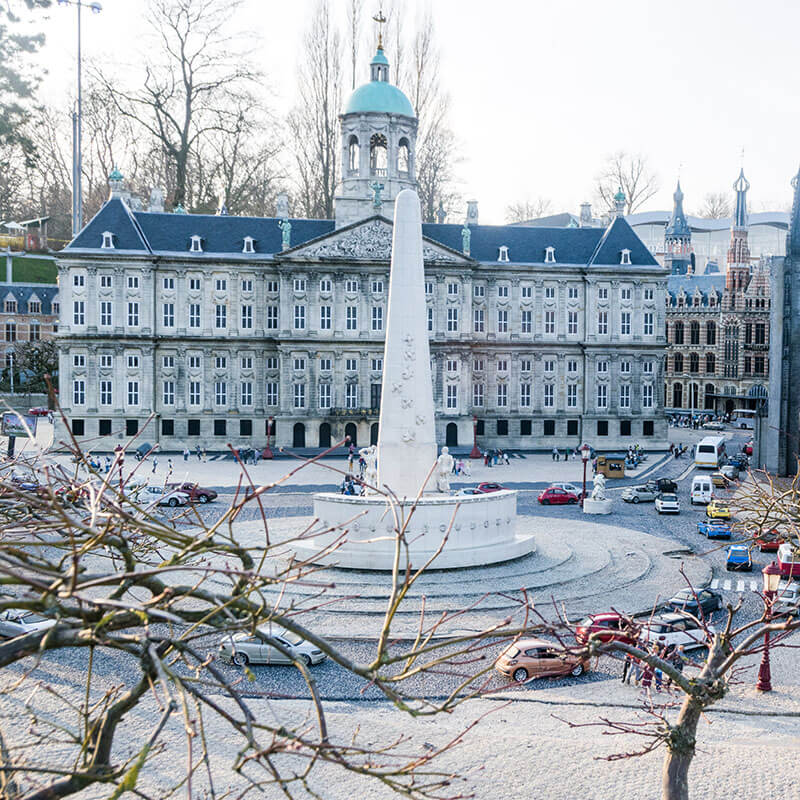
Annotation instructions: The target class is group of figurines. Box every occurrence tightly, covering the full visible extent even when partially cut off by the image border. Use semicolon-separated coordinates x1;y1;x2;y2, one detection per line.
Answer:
340;445;456;496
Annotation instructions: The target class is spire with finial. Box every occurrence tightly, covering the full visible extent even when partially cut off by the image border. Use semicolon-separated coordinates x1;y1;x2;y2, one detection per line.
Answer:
373;4;386;49
726;167;751;292
613;186;626;217
732;167;750;229
664;178;692;274
108;166;125;198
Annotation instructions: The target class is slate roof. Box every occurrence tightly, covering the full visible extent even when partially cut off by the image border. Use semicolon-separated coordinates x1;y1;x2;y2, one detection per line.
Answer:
0;284;59;314
666;273;725;306
66;199;660;268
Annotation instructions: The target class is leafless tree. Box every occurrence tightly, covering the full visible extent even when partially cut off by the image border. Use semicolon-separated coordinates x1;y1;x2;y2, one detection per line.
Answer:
595;151;659;214
288;0;342;219
696;191;732;219
504;197;553;224
345;0;364;90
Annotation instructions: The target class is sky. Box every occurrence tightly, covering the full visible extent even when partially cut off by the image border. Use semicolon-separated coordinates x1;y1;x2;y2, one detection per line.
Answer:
28;0;800;224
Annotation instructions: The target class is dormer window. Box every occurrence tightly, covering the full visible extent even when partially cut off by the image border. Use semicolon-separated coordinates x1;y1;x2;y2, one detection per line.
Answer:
101;231;115;249
190;235;203;253
242;236;255;254
620;248;631;265
498;245;510;263
544;246;555;263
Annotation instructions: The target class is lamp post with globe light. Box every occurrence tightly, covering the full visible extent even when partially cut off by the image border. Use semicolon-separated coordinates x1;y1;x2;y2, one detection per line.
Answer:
580;443;592;507
470;415;481;459
756;561;782;692
58;0;103;237
263;416;274;460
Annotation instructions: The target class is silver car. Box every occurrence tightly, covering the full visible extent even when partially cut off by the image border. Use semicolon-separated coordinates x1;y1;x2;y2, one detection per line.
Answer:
655;493;681;514
0;610;56;639
622;485;658;504
218;627;326;667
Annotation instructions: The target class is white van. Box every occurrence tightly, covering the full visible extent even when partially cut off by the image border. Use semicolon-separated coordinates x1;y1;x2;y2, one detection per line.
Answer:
690;475;713;505
774;581;800;615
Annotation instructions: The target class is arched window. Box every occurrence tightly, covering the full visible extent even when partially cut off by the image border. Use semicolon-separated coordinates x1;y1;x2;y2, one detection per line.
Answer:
689;353;699;373
705;353;715;374
690;321;700;345
370;133;387;176
673;321;684;345
689;383;699;409
706;321;716;345
704;383;716;409
674;353;683;373
397;137;410;176
348;135;359;175
673;383;683;408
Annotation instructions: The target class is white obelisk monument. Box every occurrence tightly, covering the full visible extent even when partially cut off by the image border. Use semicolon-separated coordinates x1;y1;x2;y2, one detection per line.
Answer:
376;189;437;496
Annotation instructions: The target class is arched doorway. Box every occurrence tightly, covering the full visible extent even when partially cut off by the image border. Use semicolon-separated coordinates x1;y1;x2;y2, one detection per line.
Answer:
344;422;357;447
370;423;379;445
704;384;716;410
445;422;458;447
672;383;683;408
293;422;306;448
319;422;331;448
725;399;735;415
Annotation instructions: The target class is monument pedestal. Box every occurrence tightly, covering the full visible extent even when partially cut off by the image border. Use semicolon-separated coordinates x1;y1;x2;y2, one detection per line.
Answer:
583;498;613;515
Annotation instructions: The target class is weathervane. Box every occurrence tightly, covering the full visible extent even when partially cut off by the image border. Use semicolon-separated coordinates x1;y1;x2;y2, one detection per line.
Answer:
373;3;387;48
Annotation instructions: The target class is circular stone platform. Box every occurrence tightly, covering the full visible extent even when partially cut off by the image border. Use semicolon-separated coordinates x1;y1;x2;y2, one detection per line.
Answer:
291;489;535;570
227;516;712;637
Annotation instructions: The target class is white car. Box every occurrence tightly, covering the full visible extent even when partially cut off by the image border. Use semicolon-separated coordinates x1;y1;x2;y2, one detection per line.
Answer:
655;493;680;514
130;485;190;508
0;610;56;639
640;613;715;650
773;581;800;615
218;627;326;667
550;482;580;494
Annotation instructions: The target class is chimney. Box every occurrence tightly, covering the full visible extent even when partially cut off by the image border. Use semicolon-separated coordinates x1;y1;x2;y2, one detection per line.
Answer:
276;192;290;220
579;202;592;227
466;199;479;226
149;188;164;213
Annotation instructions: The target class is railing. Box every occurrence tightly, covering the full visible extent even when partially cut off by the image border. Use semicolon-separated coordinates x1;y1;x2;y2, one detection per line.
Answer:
328;407;381;418
370;167;387;177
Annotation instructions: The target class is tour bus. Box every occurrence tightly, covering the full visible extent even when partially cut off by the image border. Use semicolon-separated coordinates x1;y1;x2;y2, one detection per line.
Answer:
694;436;727;469
731;409;757;430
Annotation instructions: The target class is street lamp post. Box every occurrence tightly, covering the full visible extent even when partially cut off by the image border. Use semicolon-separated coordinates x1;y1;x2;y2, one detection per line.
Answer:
263;416;274;460
756;561;782;692
580;443;592;507
469;415;481;459
58;0;102;237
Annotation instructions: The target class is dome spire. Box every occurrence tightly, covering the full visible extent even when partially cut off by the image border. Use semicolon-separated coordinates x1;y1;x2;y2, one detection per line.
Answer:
373;4;387;50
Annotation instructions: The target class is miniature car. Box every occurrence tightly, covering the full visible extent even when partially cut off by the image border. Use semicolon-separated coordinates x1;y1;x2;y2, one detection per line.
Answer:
475;482;508;494
666;588;723;616
166;482;218;504
494;637;589;683
0;610;56;639
711;472;731;489
27;407;50;417
706;500;731;520
655;493;680;514
639;612;715;650
574;613;636;645
754;530;786;552
697;519;732;539
726;545;753;571
538;487;579;505
218;627;325;667
130;486;190;508
622;485;658;504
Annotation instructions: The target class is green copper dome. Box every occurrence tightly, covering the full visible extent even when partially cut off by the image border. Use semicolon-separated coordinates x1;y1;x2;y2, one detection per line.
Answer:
108;166;124;181
344;47;415;117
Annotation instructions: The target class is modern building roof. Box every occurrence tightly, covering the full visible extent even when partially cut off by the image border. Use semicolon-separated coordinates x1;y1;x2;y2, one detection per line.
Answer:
626;209;789;232
66;198;661;268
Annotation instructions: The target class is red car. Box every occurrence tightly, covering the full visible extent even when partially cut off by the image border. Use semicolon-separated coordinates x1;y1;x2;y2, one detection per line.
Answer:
475;482;508;494
575;613;637;645
538;487;579;505
755;530;786;552
744;441;753;456
166;482;218;504
27;407;50;417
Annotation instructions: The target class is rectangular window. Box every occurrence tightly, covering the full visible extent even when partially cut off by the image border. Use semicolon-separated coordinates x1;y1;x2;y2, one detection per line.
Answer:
597;419;609;436
73;301;85;325
189;304;201;328
541;419;554;436
474;284;485;298
73;274;85;288
100;354;113;369
497;359;508;372
29;301;41;314
371;279;384;294
215;304;227;329
521;310;532;333
447;359;458;373
568;311;578;335
345;279;359;293
497;309;508;333
319;357;332;371
163;380;175;405
567;384;577;408
240;381;253;406
643;312;654;336
319;383;332;409
643;420;655;436
214;419;226;437
100;301;113;327
266;306;279;329
521;285;532;299
241;279;253;293
620;312;631;335
544;360;555;373
127;302;139;327
597;311;607;334
620;420;632;436
520;419;532;435
473;383;484;407
597;384;608;409
266;280;279;294
567;419;579;436
372;305;383;331
241;305;253;329
239;419;252;436
189;355;202;369
447;282;459;295
294;357;306;371
266;356;278;370
72;379;85;405
497;419;509;436
447;307;458;332
545;286;555;300
163;303;175;327
293;278;306;293
265;382;278;406
597;360;608;374
620;360;631;374
240;356;252;370
100;274;112;289
427;306;433;332
293;383;305;408
320;306;332;329
520;359;531;372
425;281;434;296
446;384;458;410
544;310;555;334
474;309;485;332
568;286;579;300
215;355;227;369
619;384;631;409
127;381;139;406
621;287;631;302
643;360;654;374
162;277;175;290
644;287;654;301
319;278;332;293
127;275;139;290
187;419;200;436
474;358;484;372
98;419;112;435
345;358;357;371
520;383;531;407
642;384;654;408
294;305;306;329
189;278;201;291
598;287;608;300
498;285;509;298
214;381;227;406
371;358;383;372
543;383;554;407
73;353;85;368
497;383;508;407
127;354;139;369
346;306;358;330
189;381;201;406
568;360;577;373
215;278;227;292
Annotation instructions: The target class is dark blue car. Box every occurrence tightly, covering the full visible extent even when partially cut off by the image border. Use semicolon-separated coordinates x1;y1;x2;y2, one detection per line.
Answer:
726;545;752;571
697;520;732;539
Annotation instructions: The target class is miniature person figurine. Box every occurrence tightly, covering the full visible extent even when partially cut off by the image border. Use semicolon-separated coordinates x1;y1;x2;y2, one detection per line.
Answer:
435;446;455;493
461;224;471;256
361;445;378;490
591;471;607;501
370;181;384;211
278;218;292;250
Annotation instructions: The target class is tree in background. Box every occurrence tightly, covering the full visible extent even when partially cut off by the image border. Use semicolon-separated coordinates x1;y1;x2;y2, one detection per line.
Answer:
11;338;58;394
505;197;553;224
697;191;732;219
288;0;342;219
595;151;659;215
346;0;364;91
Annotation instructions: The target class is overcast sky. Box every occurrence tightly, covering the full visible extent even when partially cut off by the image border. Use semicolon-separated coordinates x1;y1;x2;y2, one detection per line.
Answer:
31;0;800;223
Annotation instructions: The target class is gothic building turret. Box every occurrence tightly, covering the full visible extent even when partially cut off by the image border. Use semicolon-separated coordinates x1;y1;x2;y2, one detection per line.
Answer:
664;180;693;275
726;168;752;294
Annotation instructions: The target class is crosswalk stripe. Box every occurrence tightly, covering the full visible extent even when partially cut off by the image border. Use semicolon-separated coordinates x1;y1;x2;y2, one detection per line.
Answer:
736;580;745;592
711;579;719;589
723;579;732;591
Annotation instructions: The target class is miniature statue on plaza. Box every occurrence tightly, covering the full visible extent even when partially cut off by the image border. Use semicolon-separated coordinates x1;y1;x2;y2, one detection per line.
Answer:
591;471;607;501
435;446;455;493
360;445;378;490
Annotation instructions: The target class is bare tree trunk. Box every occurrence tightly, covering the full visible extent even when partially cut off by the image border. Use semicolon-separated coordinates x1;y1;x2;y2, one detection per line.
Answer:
661;696;702;800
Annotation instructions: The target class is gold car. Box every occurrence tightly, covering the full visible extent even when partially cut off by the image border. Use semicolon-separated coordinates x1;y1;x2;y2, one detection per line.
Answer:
706;499;731;520
711;472;730;488
495;637;589;683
